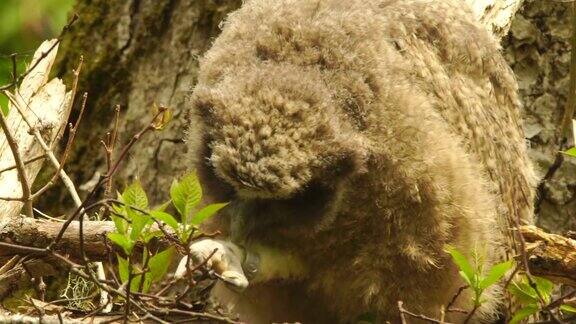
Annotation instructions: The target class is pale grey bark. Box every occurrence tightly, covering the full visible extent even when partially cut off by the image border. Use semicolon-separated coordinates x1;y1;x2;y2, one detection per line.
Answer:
0;40;71;220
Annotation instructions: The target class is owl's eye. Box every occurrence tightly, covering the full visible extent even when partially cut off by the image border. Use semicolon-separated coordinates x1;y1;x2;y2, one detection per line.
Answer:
265;180;335;223
285;181;333;214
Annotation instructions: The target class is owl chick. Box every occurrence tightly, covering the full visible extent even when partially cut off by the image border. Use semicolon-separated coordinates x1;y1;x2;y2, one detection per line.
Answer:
184;0;537;322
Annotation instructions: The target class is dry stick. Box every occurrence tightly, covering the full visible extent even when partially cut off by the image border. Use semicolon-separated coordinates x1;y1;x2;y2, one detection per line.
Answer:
124;257;133;323
103;238;121;286
48;254;171;324
79;300;113;321
2;237;237;323
30;123;74;198
0;255;21;276
9;54;16;91
1;103;225;321
4;91;81;205
545;289;576;313
7;76;111;318
51;110;166;320
0;242;49;255
1;49;32;214
462;304;479;324
0;109;32;217
514;192;564;323
173;248;219;305
106;105;121;195
75;191;114;315
52;109;165;247
137;248;152;293
446;285;468;312
398;301;452;324
18;64;113;311
13;242;167;323
0;154;46;174
31;57;85;199
97;104;120;226
503;265;520;290
0;14;78;92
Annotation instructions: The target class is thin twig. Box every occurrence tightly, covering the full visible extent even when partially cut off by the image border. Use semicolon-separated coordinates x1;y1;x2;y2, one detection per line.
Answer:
51;108;165;247
398;300;452;324
4;91;83;208
31;57;85;199
0;109;32;216
0;154;46;174
446;285;468;311
0;14;78;91
462;304;479;324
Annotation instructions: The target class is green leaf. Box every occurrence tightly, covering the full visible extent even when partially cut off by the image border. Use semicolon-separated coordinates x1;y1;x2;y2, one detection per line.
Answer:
191;202;228;226
508;280;539;304
1;103;8;117
459;271;472;285
153;200;171;212
563;147;576;158
117;255;129;283
169;180;182;214
130;274;142;293
178;224;195;244
142;230;163;244
150;210;179;231
533;276;554;303
142;273;153;293
509;305;539;324
122;181;148;210
479;260;513;290
129;207;151;241
560;304;576;314
170;172;202;220
445;246;475;286
111;214;127;234
148;247;174;282
107;232;133;255
118;260;145;292
141;247;175;293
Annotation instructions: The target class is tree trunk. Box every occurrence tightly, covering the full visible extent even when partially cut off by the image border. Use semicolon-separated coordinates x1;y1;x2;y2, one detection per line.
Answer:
504;1;576;233
40;0;241;212
46;0;575;234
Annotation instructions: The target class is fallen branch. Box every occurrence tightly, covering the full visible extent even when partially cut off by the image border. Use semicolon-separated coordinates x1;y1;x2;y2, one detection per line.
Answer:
520;225;576;286
2;219;575;287
0;215;172;261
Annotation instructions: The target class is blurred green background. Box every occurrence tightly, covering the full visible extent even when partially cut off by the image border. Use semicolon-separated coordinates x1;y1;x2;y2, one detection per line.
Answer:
0;0;74;111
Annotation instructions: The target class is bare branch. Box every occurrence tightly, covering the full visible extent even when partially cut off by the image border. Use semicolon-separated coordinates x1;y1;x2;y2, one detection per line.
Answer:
0;108;32;216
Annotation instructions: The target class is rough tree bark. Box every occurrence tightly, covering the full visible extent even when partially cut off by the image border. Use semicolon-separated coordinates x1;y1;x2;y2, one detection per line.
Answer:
44;0;575;235
504;1;576;233
40;0;242;213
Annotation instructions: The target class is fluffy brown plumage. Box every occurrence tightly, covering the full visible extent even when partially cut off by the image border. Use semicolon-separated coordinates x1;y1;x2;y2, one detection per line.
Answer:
185;0;537;322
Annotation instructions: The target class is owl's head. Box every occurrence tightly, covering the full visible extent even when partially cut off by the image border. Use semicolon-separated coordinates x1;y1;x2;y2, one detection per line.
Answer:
190;62;367;202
